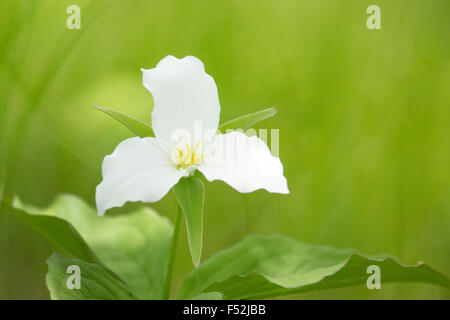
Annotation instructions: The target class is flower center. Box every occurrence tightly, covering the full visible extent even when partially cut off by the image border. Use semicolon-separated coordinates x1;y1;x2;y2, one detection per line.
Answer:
171;142;204;170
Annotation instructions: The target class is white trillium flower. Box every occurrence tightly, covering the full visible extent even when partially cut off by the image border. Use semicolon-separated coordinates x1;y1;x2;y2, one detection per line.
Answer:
96;55;289;216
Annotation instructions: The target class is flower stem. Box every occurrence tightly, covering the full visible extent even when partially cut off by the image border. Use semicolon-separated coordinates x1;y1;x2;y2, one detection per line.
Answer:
163;205;182;299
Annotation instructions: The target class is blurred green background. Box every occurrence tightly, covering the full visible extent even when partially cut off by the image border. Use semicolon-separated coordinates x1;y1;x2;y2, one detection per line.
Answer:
0;0;449;299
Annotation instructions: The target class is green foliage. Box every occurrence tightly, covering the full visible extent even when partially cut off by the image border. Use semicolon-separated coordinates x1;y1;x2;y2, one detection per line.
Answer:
191;292;223;300
93;105;154;137
5;194;449;300
178;234;450;299
218;107;277;132
46;253;137;300
8;194;173;299
173;178;205;267
9;198;102;265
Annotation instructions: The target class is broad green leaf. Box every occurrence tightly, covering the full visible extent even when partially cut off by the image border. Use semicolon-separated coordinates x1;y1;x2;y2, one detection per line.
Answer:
93;105;154;137
191;292;223;300
173;177;205;267
5;198;102;266
10;194;173;299
178;234;450;299
218;107;277;132
46;253;137;300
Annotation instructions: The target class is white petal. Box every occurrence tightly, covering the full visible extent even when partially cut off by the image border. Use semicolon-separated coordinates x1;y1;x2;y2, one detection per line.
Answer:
96;137;183;215
142;56;220;148
199;131;289;194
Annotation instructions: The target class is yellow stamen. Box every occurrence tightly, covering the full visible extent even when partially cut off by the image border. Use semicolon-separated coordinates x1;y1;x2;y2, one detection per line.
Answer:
172;143;203;170
185;144;191;164
194;153;204;163
191;142;200;164
174;147;183;158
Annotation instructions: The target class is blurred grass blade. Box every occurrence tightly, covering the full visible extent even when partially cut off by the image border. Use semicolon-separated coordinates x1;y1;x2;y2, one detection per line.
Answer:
0;158;6;208
173;177;205;267
218;107;277;132
178;234;450;299
46;253;137;300
0;172;4;208
93;105;154;137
